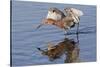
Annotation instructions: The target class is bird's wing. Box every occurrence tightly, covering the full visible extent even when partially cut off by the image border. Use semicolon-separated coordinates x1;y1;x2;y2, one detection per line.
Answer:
62;17;75;28
63;17;74;22
70;8;84;16
46;11;62;21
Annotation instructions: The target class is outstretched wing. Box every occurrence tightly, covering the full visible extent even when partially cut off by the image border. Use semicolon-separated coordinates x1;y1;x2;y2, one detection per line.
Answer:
46;8;65;21
70;8;84;16
46;11;62;21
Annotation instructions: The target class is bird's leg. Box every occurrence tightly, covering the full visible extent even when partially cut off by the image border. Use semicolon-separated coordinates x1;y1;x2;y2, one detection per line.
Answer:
76;23;79;35
76;23;79;44
76;31;79;44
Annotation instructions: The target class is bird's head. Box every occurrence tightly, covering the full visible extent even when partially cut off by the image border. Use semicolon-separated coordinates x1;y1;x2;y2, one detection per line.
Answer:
48;7;58;13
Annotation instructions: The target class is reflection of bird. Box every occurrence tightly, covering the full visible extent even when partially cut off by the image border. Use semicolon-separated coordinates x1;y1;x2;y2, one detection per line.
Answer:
37;37;80;62
36;7;83;35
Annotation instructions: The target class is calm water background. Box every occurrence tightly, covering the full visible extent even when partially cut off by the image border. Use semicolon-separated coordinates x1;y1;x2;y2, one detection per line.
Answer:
12;1;96;66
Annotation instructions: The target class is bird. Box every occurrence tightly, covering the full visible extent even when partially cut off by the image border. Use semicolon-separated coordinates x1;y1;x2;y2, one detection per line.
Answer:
36;7;83;35
37;37;80;62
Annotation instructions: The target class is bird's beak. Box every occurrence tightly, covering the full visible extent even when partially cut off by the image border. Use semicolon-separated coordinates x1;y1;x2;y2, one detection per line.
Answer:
36;18;47;30
36;24;44;30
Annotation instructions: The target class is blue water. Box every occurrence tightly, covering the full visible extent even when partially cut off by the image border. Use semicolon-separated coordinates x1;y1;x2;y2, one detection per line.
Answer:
11;1;96;66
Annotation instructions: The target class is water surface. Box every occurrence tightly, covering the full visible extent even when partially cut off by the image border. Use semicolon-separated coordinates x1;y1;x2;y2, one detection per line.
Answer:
11;1;96;66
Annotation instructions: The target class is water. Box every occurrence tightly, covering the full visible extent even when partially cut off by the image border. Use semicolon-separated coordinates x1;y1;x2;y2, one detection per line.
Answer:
11;1;96;66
